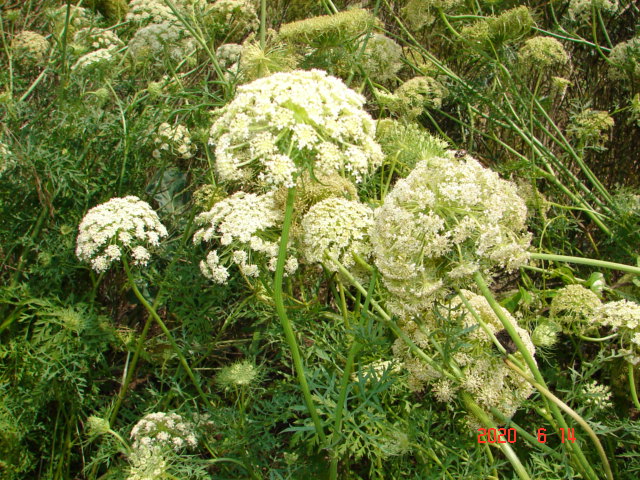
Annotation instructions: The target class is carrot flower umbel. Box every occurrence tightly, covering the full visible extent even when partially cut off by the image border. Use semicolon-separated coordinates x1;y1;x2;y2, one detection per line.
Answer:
76;196;168;273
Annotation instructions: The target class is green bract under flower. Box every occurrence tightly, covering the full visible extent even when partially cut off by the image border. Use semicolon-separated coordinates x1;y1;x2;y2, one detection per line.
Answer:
208;69;383;188
300;197;374;279
371;153;530;316
76;196;168;273
392;290;536;421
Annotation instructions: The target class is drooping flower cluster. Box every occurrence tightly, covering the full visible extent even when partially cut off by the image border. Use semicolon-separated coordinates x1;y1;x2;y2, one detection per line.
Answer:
11;31;49;67
209;69;383;188
193;191;297;283
76;196;168;273
392;290;536;420
130;412;197;451
152;122;196;160
361;34;403;84
591;299;640;364
371;152;530;316
300;197;374;280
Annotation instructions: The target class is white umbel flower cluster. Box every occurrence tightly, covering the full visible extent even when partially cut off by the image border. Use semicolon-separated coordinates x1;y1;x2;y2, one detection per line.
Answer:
152;122;196;159
300;197;374;279
131;412;197;451
392;290;536;420
72;48;117;73
74;27;124;52
592;299;640;364
128;21;196;66
193;191;297;283
126;0;179;26
76;196;167;273
209;69;383;189
126;446;168;480
371;152;531;316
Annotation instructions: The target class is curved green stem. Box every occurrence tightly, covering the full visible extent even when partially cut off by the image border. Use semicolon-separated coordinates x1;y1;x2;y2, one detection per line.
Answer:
530;253;640;276
505;359;613;480
274;188;327;446
577;333;618;342
629;363;640;411
109;313;154;426
122;258;210;407
460;392;531;480
474;272;598;480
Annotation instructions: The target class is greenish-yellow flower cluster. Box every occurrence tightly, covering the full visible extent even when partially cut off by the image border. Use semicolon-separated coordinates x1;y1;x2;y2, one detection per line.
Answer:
278;8;378;45
518;36;569;70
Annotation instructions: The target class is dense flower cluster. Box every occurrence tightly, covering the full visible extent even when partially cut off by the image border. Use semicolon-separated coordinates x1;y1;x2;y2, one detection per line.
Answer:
402;0;464;30
49;5;94;38
128;21;196;66
393;291;536;420
126;0;178;26
131;412;197;451
209;69;383;188
11;31;49;66
76;196;168;273
216;360;259;388
361;34;403;84
74;27;124;52
126;446;167;480
382;76;448;119
550;284;601;333
371;152;530;316
581;380;614;410
518;36;569;70
592;300;640;364
300;197;374;279
278;8;377;45
460;6;533;50
208;0;258;42
72;48;118;73
193;191;297;283
568;108;615;148
567;0;619;25
608;36;640;84
152;122;196;159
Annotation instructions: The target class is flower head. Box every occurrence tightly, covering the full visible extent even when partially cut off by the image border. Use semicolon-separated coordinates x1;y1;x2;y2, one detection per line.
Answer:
152;122;196;159
130;412;197;451
361;34;403;84
550;284;601;333
76;196;167;273
518;36;569;70
11;31;49;67
393;290;536;420
300;197;374;280
371;152;530;316
216;360;259;388
608;36;640;85
592;300;640;364
209;69;383;188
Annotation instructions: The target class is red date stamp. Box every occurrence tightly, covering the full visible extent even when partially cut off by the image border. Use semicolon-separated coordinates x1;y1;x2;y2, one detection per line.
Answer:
477;427;576;444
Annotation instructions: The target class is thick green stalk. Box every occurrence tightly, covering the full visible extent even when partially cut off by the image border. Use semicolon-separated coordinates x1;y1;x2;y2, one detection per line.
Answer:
530;253;640;276
506;359;613;480
629;364;640;411
274;188;327;446
122;258;211;406
259;0;266;50
460;392;531;480
473;272;597;480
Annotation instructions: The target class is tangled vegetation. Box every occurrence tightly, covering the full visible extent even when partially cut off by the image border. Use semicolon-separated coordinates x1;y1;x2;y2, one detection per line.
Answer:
1;1;639;479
